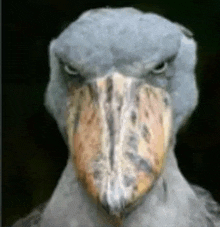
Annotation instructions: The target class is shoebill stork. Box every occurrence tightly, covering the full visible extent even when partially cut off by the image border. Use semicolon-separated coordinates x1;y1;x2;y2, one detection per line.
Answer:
12;7;220;227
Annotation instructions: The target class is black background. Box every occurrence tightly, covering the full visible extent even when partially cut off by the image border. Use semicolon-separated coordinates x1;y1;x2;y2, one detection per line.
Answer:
3;0;220;226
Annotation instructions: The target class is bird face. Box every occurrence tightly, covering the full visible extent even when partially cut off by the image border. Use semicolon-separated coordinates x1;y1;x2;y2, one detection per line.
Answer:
45;7;198;218
66;72;173;215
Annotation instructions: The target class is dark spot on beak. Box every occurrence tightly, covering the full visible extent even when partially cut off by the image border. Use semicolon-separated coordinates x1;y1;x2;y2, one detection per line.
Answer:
164;97;169;107
116;93;123;112
131;110;137;124
145;88;150;98
142;124;151;143
106;111;115;169
127;132;139;151
87;112;95;124
126;152;153;174
88;83;99;104
126;152;138;163
79;89;84;97
145;111;149;118
154;155;159;165
123;175;134;187
142;124;149;137
138;159;152;173
106;77;113;103
79;142;83;149
150;89;158;99
149;103;154;114
93;170;101;179
135;94;140;105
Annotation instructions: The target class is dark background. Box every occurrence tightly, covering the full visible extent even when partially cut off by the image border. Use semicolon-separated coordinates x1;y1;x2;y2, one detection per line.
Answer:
3;0;220;226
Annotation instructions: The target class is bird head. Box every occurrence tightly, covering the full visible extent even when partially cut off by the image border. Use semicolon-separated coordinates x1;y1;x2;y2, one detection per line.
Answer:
45;7;198;216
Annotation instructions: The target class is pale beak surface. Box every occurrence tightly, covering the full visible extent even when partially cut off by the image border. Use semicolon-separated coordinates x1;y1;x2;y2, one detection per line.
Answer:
66;73;172;215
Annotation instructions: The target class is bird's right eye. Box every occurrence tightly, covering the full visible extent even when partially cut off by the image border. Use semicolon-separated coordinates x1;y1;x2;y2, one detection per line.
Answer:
64;64;79;76
63;63;85;84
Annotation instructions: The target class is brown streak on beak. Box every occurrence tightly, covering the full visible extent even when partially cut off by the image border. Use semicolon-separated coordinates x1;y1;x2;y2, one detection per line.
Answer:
135;85;172;197
67;86;102;199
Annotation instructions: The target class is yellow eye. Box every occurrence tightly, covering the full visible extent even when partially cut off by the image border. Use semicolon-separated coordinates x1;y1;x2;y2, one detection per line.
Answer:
64;64;79;75
152;62;167;74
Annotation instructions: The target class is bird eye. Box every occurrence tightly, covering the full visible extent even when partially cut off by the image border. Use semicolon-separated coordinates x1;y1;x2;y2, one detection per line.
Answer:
152;62;167;74
64;64;79;75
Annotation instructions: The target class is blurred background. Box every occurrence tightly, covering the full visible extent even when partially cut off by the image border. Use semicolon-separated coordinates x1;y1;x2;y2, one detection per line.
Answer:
3;0;220;226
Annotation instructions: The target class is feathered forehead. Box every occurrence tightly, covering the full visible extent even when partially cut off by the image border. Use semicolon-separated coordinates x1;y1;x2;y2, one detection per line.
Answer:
54;8;181;73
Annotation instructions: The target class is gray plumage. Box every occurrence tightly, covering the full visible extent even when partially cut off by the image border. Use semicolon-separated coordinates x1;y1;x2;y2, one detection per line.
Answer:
12;7;220;227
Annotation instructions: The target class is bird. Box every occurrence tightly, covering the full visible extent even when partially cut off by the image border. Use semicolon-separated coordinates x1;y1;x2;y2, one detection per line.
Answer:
12;7;220;227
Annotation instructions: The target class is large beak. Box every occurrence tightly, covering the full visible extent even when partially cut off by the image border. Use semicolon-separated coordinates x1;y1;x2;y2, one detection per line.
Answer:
66;73;172;215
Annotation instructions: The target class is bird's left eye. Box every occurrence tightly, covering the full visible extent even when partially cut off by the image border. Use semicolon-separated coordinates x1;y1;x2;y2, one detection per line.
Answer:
152;62;168;74
64;64;79;75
